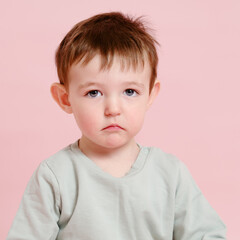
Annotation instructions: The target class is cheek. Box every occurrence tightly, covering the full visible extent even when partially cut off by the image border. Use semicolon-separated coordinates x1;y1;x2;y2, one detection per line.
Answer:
73;107;100;133
126;106;147;129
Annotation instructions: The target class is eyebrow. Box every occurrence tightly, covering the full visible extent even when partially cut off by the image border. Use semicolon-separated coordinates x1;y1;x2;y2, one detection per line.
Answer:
123;81;145;89
77;81;145;89
78;82;103;89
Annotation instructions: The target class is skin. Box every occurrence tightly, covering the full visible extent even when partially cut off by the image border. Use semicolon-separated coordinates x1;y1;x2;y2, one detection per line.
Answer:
51;54;160;177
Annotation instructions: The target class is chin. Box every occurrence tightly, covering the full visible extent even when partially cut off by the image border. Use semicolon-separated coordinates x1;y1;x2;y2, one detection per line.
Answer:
101;138;129;149
102;142;124;149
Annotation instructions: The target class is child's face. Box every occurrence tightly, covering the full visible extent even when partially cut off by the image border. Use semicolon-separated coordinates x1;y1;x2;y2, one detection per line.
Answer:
66;55;159;149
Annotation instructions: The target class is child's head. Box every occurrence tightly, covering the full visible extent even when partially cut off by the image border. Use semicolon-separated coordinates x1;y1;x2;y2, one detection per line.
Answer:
51;12;160;150
55;12;159;93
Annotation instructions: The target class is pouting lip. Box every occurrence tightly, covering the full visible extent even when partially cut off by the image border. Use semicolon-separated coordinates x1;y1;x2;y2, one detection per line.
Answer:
102;124;124;130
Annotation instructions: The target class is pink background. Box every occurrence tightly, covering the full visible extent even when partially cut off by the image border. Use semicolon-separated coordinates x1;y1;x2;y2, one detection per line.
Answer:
1;0;239;239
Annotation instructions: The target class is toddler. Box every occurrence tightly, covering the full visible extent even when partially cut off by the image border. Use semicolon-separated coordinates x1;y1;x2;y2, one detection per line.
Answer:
7;12;226;239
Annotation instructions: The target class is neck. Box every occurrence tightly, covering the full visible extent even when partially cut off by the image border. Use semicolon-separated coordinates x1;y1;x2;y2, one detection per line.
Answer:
79;136;139;162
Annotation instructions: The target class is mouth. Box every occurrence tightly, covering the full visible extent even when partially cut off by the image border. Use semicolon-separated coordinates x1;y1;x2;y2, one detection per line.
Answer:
102;124;124;131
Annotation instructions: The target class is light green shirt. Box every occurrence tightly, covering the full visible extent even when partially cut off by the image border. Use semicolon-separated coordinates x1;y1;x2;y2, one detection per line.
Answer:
7;140;226;239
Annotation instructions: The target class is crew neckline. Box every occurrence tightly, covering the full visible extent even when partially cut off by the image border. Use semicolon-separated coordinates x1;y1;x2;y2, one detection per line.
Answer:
70;139;150;181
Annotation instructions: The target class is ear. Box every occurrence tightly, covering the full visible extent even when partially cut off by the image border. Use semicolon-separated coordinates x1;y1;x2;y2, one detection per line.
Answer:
50;83;72;114
147;81;160;109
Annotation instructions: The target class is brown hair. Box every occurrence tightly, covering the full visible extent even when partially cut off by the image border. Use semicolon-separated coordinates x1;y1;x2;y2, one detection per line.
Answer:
55;12;159;92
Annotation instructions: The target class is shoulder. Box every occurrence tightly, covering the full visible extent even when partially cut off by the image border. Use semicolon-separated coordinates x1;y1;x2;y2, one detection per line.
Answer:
146;146;182;173
37;140;80;180
43;143;74;169
144;146;196;185
144;146;201;194
23;143;76;196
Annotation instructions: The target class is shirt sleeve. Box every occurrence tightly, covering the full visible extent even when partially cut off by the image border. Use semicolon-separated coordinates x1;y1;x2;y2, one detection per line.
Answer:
7;161;61;240
173;161;227;240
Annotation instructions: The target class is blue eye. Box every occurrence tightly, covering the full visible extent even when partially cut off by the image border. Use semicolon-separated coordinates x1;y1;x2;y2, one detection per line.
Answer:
124;89;137;97
87;90;101;98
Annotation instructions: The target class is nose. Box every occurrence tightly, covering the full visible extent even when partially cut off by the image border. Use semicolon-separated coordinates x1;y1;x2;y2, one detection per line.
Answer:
104;96;121;117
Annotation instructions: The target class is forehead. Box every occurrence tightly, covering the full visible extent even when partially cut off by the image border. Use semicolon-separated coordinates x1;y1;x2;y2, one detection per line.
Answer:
68;54;151;85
